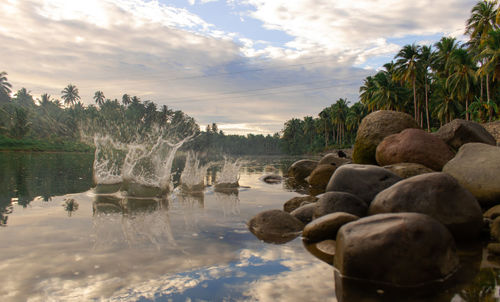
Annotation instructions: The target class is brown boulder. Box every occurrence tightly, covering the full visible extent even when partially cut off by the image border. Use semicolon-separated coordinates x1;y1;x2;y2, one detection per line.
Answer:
376;128;454;171
435;119;496;150
288;159;318;180
302;212;359;243
383;162;434;178
306;164;338;190
248;210;304;244
352;110;419;164
283;195;318;213
313;191;368;219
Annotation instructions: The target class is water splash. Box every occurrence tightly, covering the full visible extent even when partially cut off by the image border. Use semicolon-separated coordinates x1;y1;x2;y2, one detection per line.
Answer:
179;151;210;192
215;158;241;188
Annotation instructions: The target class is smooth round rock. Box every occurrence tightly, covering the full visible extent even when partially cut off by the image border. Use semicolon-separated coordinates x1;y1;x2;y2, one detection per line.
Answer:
484;205;500;220
288;159;318;180
326;164;402;205
319;153;351;166
376;128;455;171
248;210;304;244
290;203;317;224
369;172;483;241
313;191;367;219
383;162;435;178
435;119;496;150
302;212;359;243
352;110;419;164
306;164;338;189
283;195;318;213
335;213;459;287
443;143;500;206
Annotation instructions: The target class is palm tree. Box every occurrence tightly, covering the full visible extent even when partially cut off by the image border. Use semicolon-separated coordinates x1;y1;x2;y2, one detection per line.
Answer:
477;30;500;120
122;94;131;106
466;0;498;46
434;37;460;77
331;99;349;145
359;76;376;111
39;93;52;107
419;45;434;131
93;91;105;106
319;108;330;147
61;84;80;107
447;48;477;120
303;116;315;149
0;71;12;103
371;70;408;111
394;44;422;122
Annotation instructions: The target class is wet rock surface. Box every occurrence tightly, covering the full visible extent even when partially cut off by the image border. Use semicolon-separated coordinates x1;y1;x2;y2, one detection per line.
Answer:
302;212;359;243
434;119;496;150
326;164;402;205
369;172;483;241
248;209;304;244
334;213;459;287
290;203;317;224
283;195;318;213
383;162;434;178
306;164;339;190
287;159;318;180
313;191;367;219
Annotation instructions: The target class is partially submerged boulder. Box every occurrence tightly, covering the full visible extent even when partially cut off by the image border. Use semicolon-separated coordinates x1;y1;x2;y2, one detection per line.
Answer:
283;195;318;213
369;172;483;241
288;159;318;180
383;162;434;178
435;119;496;150
352;110;419;164
326;164;402;205
260;174;283;184
306;164;339;190
313;191;367;219
376;128;454;171
318;153;351;166
290;203;317;224
443;143;500;206
302;212;359;243
335;213;459;287
248;210;304;244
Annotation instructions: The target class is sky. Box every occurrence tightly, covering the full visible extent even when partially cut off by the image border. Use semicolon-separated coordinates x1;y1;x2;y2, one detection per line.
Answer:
0;0;476;135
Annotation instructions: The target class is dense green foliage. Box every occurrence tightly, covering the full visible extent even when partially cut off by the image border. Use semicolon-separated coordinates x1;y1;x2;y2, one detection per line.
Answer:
280;0;500;154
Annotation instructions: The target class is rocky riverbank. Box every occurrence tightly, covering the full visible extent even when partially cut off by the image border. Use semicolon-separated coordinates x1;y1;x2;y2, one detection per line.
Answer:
248;110;500;301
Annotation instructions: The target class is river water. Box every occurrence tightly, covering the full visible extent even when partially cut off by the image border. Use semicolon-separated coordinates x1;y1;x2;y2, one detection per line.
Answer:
0;152;498;301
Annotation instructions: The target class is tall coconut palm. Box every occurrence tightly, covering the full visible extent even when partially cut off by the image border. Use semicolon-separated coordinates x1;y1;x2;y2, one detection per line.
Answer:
93;91;105;106
394;44;422;122
303;116;315;149
371;71;409;112
466;0;498;46
0;71;12;103
122;94;131;106
61;84;80;107
359;76;376;111
447;48;477;120
419;45;434;131
319;108;330;147
434;37;460;77
477;30;500;119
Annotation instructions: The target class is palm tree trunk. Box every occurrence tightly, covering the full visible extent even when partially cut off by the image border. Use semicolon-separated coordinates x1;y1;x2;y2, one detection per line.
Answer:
466;98;469;121
487;73;491;122
425;83;430;132
413;77;417;121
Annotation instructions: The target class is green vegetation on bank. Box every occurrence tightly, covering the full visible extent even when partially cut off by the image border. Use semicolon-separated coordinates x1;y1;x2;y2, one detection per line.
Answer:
0;135;93;152
280;0;500;155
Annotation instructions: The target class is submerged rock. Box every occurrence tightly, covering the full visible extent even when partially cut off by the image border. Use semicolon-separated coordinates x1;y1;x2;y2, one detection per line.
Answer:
318;153;351;166
434;119;496;150
383;162;434;178
352;110;419;164
326;164;402;205
369;172;483;241
335;213;459;287
290;203;317;224
283;195;318;213
376;128;454;171
302;212;359;243
248;209;304;244
260;174;283;184
443;143;500;206
288;159;318;180
313;191;367;219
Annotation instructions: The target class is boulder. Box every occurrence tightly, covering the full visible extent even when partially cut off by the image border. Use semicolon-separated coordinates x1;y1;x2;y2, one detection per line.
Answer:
288;159;318;180
335;213;459;287
369;172;483;241
313;191;367;219
326;164;402;205
487;243;500;255
484;205;500;220
306;164;338;189
248;210;304;244
290;203;317;224
383;162;435;178
318;153;351;166
443;143;500;206
434;119;496;150
302;212;359;243
352;110;419;164
482;121;500;145
260;174;282;184
376;128;454;171
283;195;318;213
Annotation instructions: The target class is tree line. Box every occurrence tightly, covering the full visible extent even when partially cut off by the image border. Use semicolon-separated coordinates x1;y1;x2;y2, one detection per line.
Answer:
280;0;500;154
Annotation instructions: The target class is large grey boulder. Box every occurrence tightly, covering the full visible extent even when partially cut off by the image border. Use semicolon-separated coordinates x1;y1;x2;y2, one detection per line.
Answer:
326;164;402;205
335;213;459;287
443;143;500;206
288;159;318;180
435;119;496;150
313;191;367;219
376;128;455;171
352;110;419;164
302;212;359;243
369;172;483;241
248;210;304;244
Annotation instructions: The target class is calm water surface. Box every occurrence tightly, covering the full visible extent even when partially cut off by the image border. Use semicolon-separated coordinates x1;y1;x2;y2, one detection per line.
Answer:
0;152;499;301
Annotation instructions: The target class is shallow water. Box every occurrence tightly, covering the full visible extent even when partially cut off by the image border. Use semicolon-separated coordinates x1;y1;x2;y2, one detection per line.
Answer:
0;152;499;301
